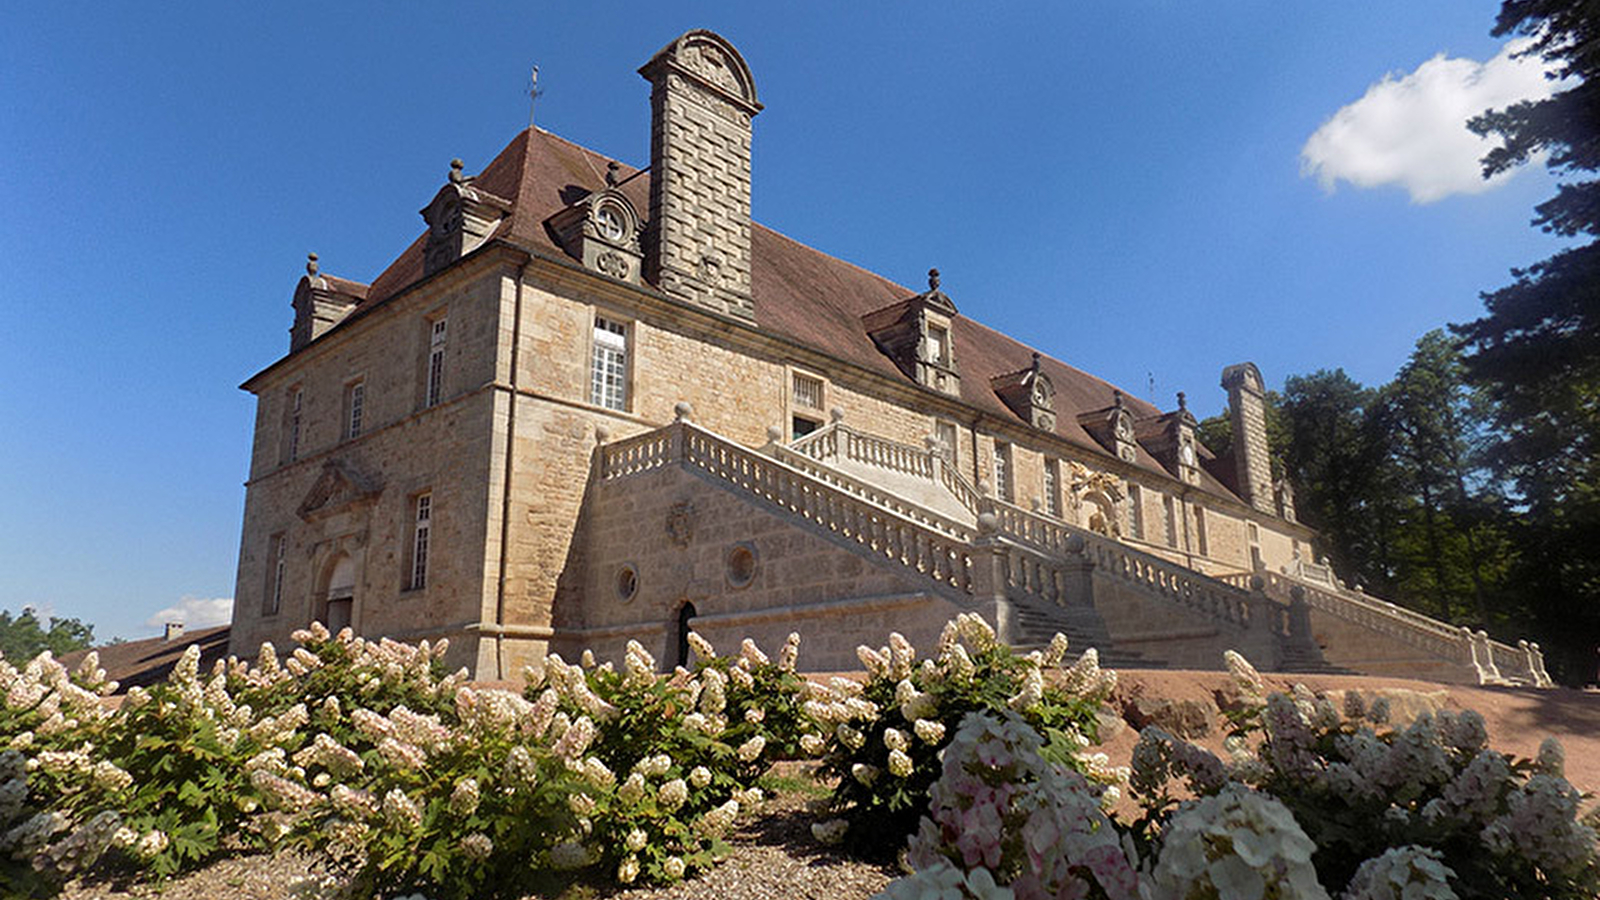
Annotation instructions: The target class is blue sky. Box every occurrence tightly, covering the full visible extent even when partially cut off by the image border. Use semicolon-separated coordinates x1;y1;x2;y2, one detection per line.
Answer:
0;2;1570;641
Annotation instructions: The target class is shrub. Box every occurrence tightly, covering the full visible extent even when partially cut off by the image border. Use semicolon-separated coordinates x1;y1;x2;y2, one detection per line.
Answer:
807;614;1117;859
1127;656;1600;900
527;633;811;886
895;711;1140;900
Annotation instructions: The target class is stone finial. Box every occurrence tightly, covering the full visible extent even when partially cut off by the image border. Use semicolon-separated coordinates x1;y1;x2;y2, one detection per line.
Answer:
924;434;942;452
766;425;783;444
829;407;845;423
1177;391;1187;412
1063;534;1086;554
594;424;611;444
928;268;940;290
976;512;999;536
449;158;466;184
1249;574;1265;593
306;253;320;277
1113;389;1126;410
674;401;693;422
606;161;620;187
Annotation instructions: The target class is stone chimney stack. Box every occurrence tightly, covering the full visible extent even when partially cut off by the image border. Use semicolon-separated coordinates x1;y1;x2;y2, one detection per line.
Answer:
639;30;762;320
164;622;185;642
1221;362;1274;514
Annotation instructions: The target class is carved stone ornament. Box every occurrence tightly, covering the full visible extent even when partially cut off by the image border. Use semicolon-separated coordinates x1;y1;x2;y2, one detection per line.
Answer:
596;251;629;279
667;500;696;547
297;460;382;522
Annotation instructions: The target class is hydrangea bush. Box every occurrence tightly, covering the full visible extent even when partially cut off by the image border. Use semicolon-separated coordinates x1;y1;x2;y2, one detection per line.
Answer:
807;614;1117;859
895;711;1140;900
1126;654;1600;900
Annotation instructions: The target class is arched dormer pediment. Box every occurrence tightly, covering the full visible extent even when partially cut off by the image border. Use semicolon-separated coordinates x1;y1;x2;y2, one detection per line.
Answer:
420;159;512;277
992;352;1056;431
545;164;645;285
1077;390;1139;464
640;29;761;115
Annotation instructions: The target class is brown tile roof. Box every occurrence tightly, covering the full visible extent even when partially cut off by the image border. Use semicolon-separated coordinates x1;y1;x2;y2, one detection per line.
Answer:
58;626;231;694
341;127;1247;506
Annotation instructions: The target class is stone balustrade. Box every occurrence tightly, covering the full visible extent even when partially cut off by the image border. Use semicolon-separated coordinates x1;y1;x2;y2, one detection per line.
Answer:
602;421;977;596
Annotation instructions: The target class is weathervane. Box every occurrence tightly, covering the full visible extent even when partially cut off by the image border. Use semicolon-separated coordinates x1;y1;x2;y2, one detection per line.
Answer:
528;65;544;127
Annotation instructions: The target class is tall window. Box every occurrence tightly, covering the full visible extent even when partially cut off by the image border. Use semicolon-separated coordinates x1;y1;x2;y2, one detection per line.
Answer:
1128;484;1144;540
936;421;958;462
345;380;365;439
286;388;303;463
408;493;432;590
791;371;824;438
263;533;286;616
1043;458;1061;517
993;441;1012;502
1194;506;1209;557
927;325;949;366
1163;495;1177;547
591;316;628;411
426;317;447;408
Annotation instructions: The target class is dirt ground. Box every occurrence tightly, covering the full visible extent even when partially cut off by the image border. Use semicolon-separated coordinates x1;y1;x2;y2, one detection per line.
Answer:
1099;669;1600;803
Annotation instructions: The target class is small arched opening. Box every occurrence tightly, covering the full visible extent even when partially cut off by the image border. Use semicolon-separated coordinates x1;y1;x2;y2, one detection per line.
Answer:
674;601;698;670
1083;490;1118;537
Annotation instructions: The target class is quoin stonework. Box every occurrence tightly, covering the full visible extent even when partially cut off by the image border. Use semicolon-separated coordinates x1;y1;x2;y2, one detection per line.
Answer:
231;30;1552;688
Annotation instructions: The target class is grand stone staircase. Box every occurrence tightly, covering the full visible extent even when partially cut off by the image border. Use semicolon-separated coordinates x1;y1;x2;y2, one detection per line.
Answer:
597;414;1552;686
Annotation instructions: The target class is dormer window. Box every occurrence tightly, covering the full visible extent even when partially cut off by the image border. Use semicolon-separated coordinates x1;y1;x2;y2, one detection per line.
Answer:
420;158;511;277
1077;390;1139;464
545;165;644;285
1131;392;1202;484
862;268;961;397
993;352;1056;432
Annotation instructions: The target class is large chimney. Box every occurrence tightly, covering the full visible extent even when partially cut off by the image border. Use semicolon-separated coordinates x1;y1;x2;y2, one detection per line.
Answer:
639;30;762;320
1221;362;1274;514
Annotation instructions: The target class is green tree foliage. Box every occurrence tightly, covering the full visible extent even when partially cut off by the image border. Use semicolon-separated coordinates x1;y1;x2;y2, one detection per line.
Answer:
0;608;95;662
1456;0;1600;681
1372;333;1518;625
1273;370;1391;586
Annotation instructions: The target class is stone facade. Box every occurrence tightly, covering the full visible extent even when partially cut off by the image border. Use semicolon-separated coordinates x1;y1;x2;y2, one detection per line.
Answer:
232;29;1546;687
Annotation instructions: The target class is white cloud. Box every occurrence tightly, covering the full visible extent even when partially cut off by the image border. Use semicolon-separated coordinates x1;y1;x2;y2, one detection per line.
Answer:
1301;39;1561;203
145;596;233;631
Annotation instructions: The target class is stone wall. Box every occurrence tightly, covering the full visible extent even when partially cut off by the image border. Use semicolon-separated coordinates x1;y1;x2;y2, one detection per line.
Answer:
565;456;963;671
233;261;508;674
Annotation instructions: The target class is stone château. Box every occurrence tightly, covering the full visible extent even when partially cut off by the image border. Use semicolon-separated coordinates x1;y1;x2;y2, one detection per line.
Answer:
230;30;1550;687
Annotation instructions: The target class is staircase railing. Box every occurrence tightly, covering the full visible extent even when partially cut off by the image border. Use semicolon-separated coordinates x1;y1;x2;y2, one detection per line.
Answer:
768;443;975;540
1234;569;1550;686
986;497;1272;634
789;421;983;515
600;421;977;596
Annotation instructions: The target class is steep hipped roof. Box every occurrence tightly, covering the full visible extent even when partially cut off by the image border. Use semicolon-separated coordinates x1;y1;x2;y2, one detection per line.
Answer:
335;127;1244;505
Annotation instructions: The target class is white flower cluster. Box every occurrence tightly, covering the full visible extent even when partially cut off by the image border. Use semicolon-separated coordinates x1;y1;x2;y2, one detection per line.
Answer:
1342;845;1458;900
1147;783;1329;900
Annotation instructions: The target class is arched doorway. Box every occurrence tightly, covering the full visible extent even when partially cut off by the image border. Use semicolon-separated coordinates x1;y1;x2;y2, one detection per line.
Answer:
318;553;356;634
674;602;698;670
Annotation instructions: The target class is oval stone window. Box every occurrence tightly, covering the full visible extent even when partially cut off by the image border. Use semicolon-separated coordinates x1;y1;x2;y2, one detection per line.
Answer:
615;564;639;602
725;543;758;589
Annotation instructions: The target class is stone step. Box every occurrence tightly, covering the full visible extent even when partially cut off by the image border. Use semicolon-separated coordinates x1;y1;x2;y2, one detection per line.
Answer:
1275;648;1355;676
1009;600;1156;670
